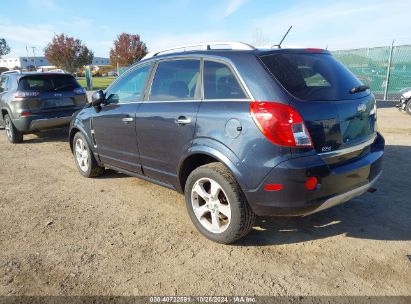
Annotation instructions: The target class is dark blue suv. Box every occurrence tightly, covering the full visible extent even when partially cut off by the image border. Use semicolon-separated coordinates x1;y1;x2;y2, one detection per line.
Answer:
69;42;384;244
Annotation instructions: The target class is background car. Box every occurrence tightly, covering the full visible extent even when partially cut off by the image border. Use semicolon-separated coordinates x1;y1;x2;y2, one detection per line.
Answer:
0;71;87;143
396;87;411;115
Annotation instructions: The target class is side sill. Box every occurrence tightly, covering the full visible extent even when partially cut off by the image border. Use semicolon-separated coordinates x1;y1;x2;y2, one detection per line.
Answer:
104;164;177;191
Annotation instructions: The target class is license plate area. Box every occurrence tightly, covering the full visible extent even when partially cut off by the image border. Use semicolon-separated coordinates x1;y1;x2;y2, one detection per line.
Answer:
43;98;73;108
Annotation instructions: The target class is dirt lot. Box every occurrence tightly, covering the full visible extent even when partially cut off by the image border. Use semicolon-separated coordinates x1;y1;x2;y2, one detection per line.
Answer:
0;105;410;296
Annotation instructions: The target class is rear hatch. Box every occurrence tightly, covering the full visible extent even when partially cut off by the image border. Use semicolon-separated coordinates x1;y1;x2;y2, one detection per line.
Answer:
16;74;87;113
259;50;377;164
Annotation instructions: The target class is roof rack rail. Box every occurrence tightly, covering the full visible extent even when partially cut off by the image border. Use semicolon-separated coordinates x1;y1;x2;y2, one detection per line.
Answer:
1;70;21;75
143;41;255;59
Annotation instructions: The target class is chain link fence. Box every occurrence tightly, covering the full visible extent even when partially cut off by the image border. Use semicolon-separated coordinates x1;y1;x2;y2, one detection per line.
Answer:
332;45;411;100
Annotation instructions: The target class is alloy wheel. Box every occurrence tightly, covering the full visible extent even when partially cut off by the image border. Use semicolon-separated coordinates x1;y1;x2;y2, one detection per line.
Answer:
191;178;231;234
4;118;12;140
75;138;89;172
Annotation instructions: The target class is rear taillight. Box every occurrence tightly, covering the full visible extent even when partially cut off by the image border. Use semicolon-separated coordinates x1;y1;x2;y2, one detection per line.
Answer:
250;101;313;147
14;91;40;98
21;111;32;117
73;87;87;95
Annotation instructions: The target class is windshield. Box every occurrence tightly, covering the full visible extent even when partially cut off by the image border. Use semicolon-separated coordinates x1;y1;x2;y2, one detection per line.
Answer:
18;74;80;92
259;52;369;101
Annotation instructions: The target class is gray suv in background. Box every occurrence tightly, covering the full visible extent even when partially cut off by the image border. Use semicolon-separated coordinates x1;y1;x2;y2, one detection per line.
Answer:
0;71;87;143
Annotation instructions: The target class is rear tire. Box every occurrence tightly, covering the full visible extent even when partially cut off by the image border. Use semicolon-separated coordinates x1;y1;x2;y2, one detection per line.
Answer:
406;100;411;115
4;114;23;143
72;132;104;178
184;162;256;244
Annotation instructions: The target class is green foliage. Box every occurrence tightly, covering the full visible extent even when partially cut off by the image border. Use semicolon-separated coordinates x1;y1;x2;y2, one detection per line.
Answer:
44;34;94;74
0;38;11;58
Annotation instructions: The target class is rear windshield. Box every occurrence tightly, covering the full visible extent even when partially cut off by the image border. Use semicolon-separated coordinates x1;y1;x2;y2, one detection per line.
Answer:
18;74;80;92
259;53;367;101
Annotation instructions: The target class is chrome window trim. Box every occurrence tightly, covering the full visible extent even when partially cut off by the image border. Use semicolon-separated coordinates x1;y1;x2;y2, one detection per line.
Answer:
108;99;253;105
146;57;202;102
203;99;252;102
104;62;153;94
138;54;255;101
144;99;202;104
319;133;377;158
202;56;254;100
104;63;153;105
102;100;203;105
202;58;250;101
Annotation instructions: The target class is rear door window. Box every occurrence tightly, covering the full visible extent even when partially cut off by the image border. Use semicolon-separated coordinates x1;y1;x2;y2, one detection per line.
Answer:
203;61;247;99
149;59;200;101
18;74;80;92
259;53;367;101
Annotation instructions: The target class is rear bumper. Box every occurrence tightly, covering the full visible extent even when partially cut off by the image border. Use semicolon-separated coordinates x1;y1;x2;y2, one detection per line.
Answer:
29;116;73;131
12;109;80;132
303;171;381;215
245;132;384;216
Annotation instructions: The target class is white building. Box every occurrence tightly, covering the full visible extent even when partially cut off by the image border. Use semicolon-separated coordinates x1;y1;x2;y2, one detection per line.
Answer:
0;56;110;70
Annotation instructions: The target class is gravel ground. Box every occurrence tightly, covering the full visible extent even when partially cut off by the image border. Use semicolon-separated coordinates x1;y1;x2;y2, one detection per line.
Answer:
0;106;410;296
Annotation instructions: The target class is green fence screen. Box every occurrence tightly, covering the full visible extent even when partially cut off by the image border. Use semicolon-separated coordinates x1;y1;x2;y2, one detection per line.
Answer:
332;45;411;100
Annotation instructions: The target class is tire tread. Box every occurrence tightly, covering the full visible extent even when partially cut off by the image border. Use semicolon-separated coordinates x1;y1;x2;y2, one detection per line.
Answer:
4;114;23;143
186;162;256;243
72;132;104;178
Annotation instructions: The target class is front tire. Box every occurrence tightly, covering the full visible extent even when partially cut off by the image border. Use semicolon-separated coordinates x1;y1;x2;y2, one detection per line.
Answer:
185;162;256;244
72;132;104;178
4;114;23;143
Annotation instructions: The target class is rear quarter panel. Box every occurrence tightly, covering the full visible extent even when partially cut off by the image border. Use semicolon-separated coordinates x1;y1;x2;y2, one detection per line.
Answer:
194;100;292;190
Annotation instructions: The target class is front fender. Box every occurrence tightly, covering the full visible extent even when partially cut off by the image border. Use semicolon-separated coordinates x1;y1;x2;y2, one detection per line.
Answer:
69;117;100;163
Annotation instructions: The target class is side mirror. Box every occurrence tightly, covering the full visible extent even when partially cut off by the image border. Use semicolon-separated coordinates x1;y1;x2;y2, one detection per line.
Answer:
91;90;105;106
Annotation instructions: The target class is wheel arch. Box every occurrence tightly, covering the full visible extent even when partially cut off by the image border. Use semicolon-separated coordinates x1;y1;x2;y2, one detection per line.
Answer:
69;125;96;156
69;127;80;153
177;145;244;194
1;108;9;119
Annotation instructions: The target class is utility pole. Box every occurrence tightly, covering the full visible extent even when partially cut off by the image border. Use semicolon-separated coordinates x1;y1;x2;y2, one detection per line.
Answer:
25;46;29;70
31;47;37;69
383;39;395;101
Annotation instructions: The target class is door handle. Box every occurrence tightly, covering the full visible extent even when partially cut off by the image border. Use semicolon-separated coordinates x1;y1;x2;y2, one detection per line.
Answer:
176;116;191;125
122;117;134;123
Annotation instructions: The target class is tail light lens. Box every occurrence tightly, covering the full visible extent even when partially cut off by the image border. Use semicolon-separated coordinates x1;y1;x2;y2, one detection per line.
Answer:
250;101;313;147
73;87;87;95
305;176;318;190
21;111;32;117
14;91;40;98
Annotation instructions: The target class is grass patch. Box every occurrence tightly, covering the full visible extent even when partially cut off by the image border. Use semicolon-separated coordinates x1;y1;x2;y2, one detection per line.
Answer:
76;77;116;90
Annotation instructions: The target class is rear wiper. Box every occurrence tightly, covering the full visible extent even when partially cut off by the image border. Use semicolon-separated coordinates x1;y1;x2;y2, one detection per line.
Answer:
54;84;72;92
349;85;369;94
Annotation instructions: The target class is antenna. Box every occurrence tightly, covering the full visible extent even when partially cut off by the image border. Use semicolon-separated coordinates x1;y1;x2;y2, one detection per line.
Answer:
272;26;293;48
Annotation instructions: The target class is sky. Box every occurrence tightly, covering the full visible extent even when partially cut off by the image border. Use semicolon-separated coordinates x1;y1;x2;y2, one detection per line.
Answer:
0;0;410;58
